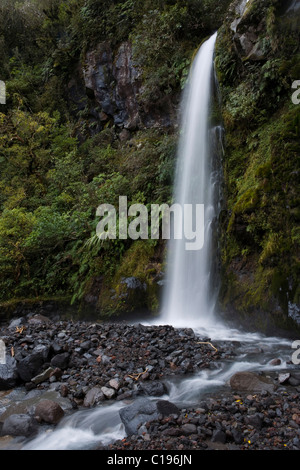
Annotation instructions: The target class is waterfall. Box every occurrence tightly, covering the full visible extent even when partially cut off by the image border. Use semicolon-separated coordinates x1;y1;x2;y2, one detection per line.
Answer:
161;32;223;328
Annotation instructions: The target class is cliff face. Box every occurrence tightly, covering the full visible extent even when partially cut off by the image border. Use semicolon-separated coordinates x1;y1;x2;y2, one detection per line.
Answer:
215;0;300;330
67;40;177;140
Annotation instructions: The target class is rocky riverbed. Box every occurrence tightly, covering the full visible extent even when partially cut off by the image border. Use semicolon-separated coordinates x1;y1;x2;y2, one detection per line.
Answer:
0;312;300;450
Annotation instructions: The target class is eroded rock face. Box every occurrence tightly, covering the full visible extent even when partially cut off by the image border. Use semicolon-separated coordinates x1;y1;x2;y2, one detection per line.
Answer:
68;41;175;134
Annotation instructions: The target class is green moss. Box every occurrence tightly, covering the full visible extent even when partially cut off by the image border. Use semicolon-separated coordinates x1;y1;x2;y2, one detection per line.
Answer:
216;1;300;322
97;240;162;317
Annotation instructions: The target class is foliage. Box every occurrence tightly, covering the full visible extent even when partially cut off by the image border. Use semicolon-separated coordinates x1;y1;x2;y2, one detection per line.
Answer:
215;0;300;317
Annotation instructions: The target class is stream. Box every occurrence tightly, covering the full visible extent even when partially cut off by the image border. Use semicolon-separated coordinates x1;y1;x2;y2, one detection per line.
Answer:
2;322;294;451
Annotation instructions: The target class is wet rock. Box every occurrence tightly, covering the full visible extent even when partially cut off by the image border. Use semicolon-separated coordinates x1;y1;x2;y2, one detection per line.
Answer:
278;373;291;384
34;399;64;424
138;381;167;397
0;356;19;390
269;358;281;366
1;414;38;438
229;371;275;393
119;398;159;436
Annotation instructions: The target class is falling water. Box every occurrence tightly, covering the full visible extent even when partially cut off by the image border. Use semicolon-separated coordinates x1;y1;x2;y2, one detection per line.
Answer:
161;32;222;328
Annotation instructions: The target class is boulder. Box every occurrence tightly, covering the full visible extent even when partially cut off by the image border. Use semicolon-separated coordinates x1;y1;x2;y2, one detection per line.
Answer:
119;398;159;436
229;371;275;393
156;400;180;417
0;356;19;390
16;345;50;383
34;399;64;424
1;414;38;438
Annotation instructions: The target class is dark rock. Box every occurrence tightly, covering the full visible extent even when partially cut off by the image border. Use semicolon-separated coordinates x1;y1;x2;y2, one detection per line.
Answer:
17;351;47;383
50;352;70;370
1;414;38;438
269;358;281;366
289;372;300;386
119;398;159;436
244;413;263;430
34;399;64;424
181;423;197;435
211;429;227;444
156;400;180;417
232;428;243;444
60;384;69;397
0;356;19;390
161;427;182;437
138;381;167;397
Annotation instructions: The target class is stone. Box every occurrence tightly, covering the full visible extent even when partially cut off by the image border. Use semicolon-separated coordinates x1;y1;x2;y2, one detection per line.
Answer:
278;373;291;384
119;398;159;436
229;372;275;393
101;387;116;399
181;423;197;435
156;400;180;417
34;399;64;424
50;352;70;370
232;428;243;444
16;351;47;383
211;429;227;444
1;414;38;438
269;358;281;366
138;381;167;397
31;367;55;385
84;387;105;407
0;356;19;390
244;413;263;430
109;379;120;391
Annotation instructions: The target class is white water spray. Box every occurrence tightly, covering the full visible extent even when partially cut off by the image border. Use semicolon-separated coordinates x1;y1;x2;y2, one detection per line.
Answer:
161;32;221;328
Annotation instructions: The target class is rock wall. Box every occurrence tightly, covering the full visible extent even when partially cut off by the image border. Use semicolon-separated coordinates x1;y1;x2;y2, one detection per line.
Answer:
67;41;176;137
215;0;300;332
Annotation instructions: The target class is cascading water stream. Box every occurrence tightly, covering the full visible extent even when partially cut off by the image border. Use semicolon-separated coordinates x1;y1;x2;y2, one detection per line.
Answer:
161;32;221;328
